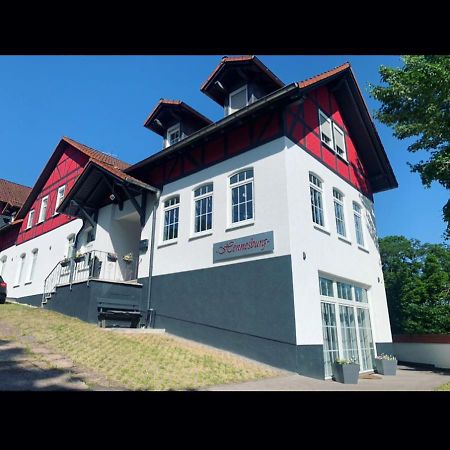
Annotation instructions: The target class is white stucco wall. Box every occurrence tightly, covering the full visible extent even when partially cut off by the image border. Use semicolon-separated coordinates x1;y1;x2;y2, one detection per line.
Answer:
149;137;291;277
284;137;392;346
0;218;83;298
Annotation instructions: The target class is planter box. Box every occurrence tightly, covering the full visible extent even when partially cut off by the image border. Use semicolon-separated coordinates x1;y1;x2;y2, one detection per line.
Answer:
332;362;360;384
74;256;85;263
375;359;397;375
60;259;70;267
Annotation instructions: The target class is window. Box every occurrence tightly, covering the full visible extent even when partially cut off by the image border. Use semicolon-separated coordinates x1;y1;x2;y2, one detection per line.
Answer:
54;185;66;214
354;286;368;303
26;210;35;229
333;189;346;237
333;123;347;160
353;202;365;247
166;124;181;147
38;196;49;223
230;169;254;224
15;253;26;286
319;277;334;297
163;196;180;241
229;85;248;114
319;110;333;147
26;249;38;283
337;281;353;300
319;276;375;377
309;173;325;227
194;184;213;234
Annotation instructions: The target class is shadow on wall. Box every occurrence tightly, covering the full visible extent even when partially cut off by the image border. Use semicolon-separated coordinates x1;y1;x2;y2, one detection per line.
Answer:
359;193;379;252
0;337;86;391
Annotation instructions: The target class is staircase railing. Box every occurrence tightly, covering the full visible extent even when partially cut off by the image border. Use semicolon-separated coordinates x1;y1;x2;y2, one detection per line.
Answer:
42;250;139;306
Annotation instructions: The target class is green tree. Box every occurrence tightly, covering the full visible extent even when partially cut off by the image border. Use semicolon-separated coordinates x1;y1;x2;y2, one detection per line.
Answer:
369;56;450;239
379;235;450;334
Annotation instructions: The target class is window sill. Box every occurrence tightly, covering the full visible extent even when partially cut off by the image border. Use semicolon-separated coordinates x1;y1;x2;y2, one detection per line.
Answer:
338;236;352;245
336;153;349;164
24;281;32;285
157;240;178;249
13;285;19;288
358;245;369;254
226;220;255;232
189;231;213;241
313;224;331;235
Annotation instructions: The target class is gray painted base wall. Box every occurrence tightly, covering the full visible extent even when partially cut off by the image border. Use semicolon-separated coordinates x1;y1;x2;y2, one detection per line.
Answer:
148;255;324;378
12;293;42;308
376;342;395;357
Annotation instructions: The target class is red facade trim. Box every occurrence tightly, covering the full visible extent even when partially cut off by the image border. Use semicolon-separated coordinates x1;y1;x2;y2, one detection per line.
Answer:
285;85;373;199
16;147;89;245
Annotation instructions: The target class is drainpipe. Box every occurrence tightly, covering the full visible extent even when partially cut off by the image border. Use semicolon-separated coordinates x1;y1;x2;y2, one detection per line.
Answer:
145;189;161;327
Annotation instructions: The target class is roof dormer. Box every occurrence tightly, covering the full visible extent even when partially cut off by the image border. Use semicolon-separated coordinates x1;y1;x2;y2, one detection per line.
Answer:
144;99;212;149
200;56;285;116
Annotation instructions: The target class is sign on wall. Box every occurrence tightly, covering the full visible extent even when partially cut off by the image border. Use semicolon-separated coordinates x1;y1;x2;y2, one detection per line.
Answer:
213;231;274;263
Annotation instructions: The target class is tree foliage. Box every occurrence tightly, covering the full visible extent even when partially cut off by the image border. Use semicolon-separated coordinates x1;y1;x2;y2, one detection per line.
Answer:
379;235;450;334
369;56;450;239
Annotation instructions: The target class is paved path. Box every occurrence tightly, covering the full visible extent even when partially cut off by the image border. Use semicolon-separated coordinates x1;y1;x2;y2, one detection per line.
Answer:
0;338;90;391
0;320;120;391
208;365;450;391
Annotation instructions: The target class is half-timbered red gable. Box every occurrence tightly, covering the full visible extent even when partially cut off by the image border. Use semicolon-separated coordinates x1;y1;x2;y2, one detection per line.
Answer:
285;83;372;198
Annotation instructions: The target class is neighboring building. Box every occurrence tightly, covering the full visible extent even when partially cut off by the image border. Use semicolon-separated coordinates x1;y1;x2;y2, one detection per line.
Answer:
0;178;31;229
0;56;398;379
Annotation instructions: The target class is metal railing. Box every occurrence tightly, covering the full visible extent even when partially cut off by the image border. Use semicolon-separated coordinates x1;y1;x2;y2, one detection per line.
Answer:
42;250;139;304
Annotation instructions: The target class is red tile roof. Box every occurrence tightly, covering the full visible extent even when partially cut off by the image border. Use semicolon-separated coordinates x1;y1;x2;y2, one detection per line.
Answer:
0;178;32;208
295;62;351;89
62;137;130;170
143;99;212;130
200;55;285;92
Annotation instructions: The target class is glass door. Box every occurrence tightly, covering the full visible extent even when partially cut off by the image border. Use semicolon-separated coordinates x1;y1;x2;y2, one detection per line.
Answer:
339;305;359;362
356;308;375;371
321;302;339;378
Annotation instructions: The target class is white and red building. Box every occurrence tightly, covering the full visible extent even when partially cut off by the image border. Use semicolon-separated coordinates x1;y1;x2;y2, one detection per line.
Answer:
0;56;398;379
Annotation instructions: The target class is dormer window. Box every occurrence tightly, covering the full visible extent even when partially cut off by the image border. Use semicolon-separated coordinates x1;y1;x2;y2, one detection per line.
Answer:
166;123;181;148
228;85;248;115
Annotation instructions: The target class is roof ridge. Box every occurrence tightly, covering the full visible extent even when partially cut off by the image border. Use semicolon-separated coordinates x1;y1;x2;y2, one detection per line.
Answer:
0;178;32;190
62;136;130;169
296;62;351;88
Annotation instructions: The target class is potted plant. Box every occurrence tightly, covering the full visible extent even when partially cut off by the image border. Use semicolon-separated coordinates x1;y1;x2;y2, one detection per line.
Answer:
74;251;85;263
107;252;118;262
123;253;134;264
332;358;360;384
375;353;397;375
60;257;71;267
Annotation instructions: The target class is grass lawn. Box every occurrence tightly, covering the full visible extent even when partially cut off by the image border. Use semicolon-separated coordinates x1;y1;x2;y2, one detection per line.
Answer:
0;303;279;390
435;382;450;391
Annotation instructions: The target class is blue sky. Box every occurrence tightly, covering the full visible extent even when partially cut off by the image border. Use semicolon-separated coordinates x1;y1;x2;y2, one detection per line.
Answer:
0;55;447;244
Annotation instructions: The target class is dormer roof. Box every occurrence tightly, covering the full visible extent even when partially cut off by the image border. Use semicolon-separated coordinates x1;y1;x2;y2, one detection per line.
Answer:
144;99;212;136
200;55;285;106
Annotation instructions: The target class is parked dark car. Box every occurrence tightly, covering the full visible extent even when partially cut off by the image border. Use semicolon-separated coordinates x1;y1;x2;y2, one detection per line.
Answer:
0;276;7;304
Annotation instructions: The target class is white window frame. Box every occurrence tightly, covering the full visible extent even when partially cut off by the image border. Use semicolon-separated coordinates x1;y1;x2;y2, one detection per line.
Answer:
54;185;66;215
228;85;248;115
26;248;38;284
166;123;181;148
26;209;35;229
14;253;26;287
161;195;180;244
319;274;376;378
318;109;333;148
333;188;347;238
228;168;255;229
332;123;347;161
309;172;327;230
191;183;213;238
37;196;49;224
353;201;366;248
